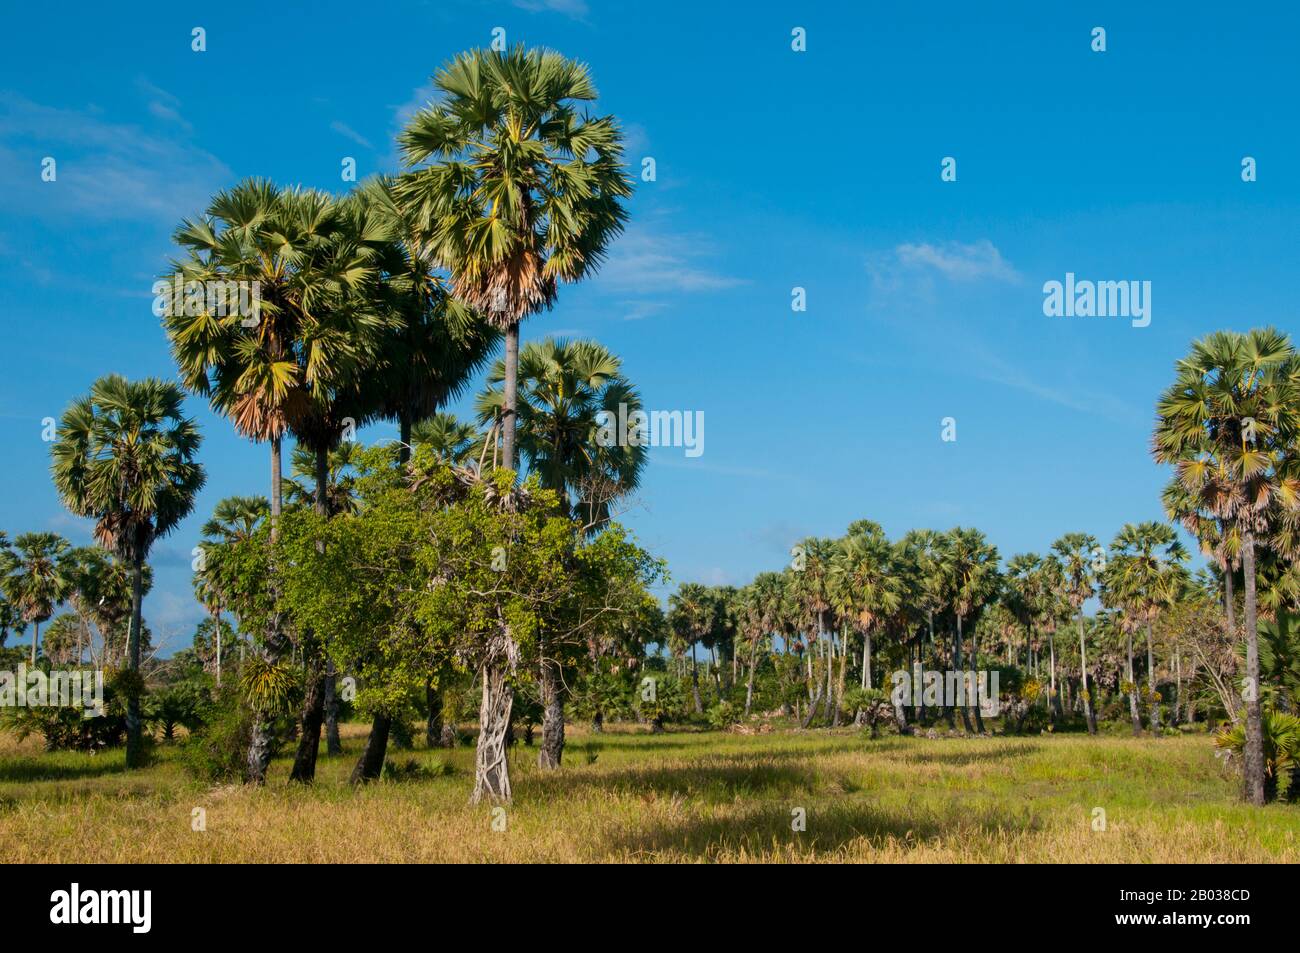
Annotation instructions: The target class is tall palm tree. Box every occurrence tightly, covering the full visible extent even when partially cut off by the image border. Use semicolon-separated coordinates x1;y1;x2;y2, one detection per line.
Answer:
3;533;74;665
1050;533;1101;734
667;583;716;715
942;527;1000;732
829;523;900;693
788;537;840;725
50;375;204;767
397;45;632;472
739;572;785;716
898;529;950;726
1105;522;1189;734
1153;327;1300;805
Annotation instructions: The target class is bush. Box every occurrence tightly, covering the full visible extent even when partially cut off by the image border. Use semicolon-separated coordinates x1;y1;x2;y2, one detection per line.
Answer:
179;685;292;782
706;700;740;730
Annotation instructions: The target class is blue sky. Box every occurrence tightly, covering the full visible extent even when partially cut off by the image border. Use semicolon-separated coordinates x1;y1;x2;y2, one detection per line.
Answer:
1;1;1297;651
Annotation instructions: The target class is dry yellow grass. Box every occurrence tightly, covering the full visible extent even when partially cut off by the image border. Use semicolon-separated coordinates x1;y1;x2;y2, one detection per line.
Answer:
1;723;1296;862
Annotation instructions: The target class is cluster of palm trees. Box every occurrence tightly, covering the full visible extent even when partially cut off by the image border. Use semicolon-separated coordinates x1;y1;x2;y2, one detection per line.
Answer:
672;523;1185;736
157;46;634;792
659;328;1300;807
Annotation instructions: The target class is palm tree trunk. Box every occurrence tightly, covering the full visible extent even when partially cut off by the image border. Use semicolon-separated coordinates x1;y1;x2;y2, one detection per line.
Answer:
970;625;985;733
1048;631;1062;720
744;636;759;716
1078;612;1096;734
214;607;222;687
30;621;39;665
125;550;145;768
1223;561;1236;633
1145;621;1161;732
324;660;341;754
270;436;282;536
502;322;520;471
290;663;325;783
1127;632;1142;735
690;643;703;713
1241;530;1265;805
538;636;564;769
955;617;973;732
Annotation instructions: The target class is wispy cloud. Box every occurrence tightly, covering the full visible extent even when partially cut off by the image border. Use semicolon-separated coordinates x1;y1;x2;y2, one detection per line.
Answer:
0;91;230;222
871;239;1021;286
597;224;744;295
330;120;373;150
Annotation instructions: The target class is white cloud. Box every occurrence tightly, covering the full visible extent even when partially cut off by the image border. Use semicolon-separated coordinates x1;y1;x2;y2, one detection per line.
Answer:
597;224;744;295
890;239;1020;283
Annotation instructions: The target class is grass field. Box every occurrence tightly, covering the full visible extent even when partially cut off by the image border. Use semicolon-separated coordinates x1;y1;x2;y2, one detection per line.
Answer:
1;723;1297;863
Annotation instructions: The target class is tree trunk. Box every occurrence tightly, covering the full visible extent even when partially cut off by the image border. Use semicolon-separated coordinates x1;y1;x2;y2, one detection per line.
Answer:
246;438;285;784
324;660;341;755
592;710;604;733
861;629;872;689
955;617;973;732
1223;561;1236;633
349;713;391;784
502;322;520;472
970;624;985;733
425;681;442;748
1145;621;1161;732
1048;631;1062;720
124;551;145;768
1078;612;1096;734
1241;531;1265;806
290;665;326;783
1127;632;1142;735
744;636;759;716
30;620;39;665
538;647;564;769
690;643;703;714
471;663;513;803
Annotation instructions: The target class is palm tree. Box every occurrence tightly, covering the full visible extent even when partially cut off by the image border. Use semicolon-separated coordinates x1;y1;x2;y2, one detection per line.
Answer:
50;375;204;767
1105;522;1189;734
668;583;716;715
1050;533;1101;734
477;337;647;528
788;537;840;725
942;527;1000;732
739;572;785;716
829;523;901;694
194;496;269;683
1153;327;1300;805
412;413;480;465
3;533;74;665
1035;556;1069;721
397;45;632;472
898;529;950;726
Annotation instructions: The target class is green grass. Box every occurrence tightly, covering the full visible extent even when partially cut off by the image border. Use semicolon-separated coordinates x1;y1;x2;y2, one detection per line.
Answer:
1;722;1296;862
